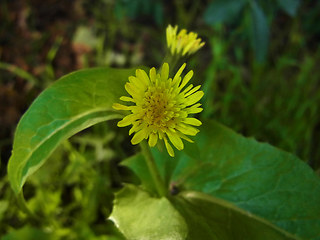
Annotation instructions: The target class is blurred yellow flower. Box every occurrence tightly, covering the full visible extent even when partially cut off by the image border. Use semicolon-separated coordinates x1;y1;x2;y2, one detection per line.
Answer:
166;25;205;56
113;63;204;157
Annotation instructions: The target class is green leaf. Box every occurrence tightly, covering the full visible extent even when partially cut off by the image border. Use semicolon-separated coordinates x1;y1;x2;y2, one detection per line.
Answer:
174;191;299;240
203;0;247;25
8;67;135;194
124;120;320;239
1;226;55;240
250;1;269;62
0;200;8;221
277;0;300;16
110;184;298;240
0;61;38;85
110;184;188;240
122;154;157;194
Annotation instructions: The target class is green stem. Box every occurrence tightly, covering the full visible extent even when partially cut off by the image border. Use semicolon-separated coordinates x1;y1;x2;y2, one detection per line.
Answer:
17;192;41;222
162;52;181;74
140;141;167;197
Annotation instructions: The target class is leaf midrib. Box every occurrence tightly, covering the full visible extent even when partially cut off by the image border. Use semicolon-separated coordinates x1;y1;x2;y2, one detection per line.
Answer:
179;191;302;240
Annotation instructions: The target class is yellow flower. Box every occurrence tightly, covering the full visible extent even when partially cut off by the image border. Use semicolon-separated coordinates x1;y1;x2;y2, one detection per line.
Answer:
166;25;205;56
113;63;204;157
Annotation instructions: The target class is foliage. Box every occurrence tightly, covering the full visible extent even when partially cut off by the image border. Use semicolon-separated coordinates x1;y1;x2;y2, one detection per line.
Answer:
4;66;320;239
203;0;301;62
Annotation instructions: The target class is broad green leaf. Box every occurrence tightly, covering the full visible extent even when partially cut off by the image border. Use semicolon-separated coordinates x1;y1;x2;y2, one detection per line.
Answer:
8;67;135;194
250;1;269;62
110;184;188;240
174;191;299;240
203;0;247;25
124;120;320;239
110;184;298;240
277;0;300;16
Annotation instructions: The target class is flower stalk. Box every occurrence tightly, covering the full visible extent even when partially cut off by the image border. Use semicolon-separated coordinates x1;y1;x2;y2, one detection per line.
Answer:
163;52;180;74
140;140;167;197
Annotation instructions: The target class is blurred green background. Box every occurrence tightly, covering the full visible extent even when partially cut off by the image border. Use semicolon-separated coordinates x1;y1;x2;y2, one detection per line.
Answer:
0;0;319;239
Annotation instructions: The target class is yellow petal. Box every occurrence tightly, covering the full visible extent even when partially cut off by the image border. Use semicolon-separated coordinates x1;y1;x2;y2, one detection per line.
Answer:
185;91;204;106
166;130;184;151
181;84;193;94
186;103;203;114
131;129;148;145
112;103;131;111
166;24;204;56
148;132;158;147
120;96;134;102
161;63;169;82
172;63;186;86
182;40;197;56
117;114;138;127
129;75;147;91
125;82;139;98
183;118;202;126
136;69;150;86
166;25;173;46
129;122;143;135
184;85;201;97
199;41;205;46
187;107;203;114
176;123;199;136
149;67;157;83
164;138;175;157
158;131;164;140
178;132;194;143
179;70;193;90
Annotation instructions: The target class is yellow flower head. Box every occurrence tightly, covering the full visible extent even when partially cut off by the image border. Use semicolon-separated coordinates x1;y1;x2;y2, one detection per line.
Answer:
166;24;205;56
113;63;204;157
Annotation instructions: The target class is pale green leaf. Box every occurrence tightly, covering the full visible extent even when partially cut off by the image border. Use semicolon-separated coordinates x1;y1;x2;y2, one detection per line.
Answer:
110;184;188;240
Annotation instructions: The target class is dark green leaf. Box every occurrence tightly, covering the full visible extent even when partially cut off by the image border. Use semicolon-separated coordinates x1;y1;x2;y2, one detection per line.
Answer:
124;120;320;239
8;67;136;194
204;0;247;25
250;1;269;62
277;0;300;16
114;0;164;25
174;191;299;240
122;153;157;194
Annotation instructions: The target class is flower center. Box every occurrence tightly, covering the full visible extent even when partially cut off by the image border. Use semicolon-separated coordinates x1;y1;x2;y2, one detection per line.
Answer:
142;86;176;128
